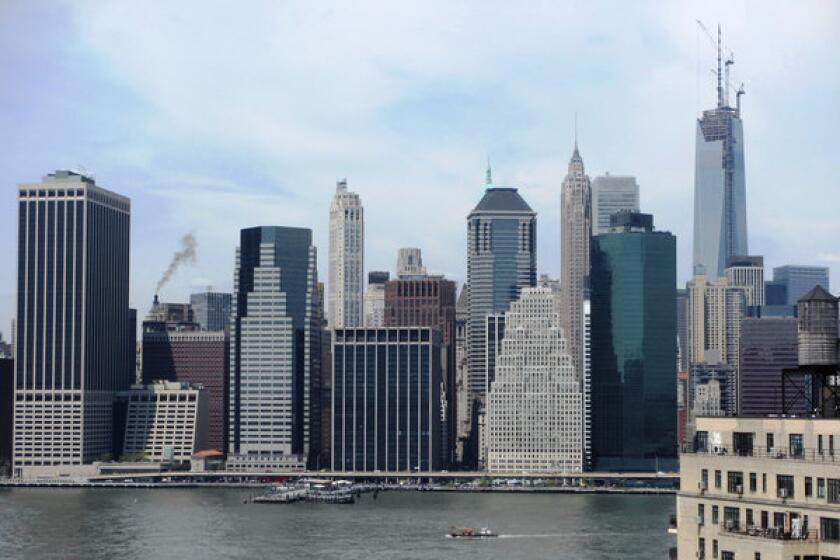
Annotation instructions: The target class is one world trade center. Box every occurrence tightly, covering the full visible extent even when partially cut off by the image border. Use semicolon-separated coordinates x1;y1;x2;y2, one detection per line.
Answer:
693;26;747;279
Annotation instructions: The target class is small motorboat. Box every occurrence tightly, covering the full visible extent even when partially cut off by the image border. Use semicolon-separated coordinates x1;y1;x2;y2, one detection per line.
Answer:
447;527;498;539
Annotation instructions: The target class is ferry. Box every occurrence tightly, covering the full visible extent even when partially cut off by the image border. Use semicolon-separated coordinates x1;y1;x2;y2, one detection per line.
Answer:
447;527;498;539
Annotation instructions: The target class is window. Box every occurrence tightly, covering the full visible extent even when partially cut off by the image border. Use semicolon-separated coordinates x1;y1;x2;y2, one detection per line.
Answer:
728;471;744;493
746;508;754;527
773;512;785;529
762;473;767;493
698;537;706;560
696;430;709;452
805;477;813;497
761;510;768;528
818;478;826;498
766;432;774;451
724;507;740;530
828;479;840;503
819;434;824;454
749;472;757;492
698;504;705;525
721;552;734;560
715;470;722;489
702;469;709;487
712;505;719;524
754;554;760;560
777;475;794;498
831;435;835;456
790;434;804;458
821;517;840;542
734;432;754;456
712;539;718;558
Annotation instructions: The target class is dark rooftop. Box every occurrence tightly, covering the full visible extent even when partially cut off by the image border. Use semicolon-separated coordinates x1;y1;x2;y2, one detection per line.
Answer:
471;187;534;213
799;285;836;303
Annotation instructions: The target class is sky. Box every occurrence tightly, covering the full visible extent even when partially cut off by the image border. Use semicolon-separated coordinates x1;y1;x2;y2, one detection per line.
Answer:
1;0;839;336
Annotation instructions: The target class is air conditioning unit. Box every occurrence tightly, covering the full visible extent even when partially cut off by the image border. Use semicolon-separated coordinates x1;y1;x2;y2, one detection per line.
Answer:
780;488;788;498
696;516;704;525
725;519;734;530
736;484;743;494
698;481;708;492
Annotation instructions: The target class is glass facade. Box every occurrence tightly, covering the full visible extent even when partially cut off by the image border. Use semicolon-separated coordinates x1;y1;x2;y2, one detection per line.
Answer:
590;220;677;471
332;328;441;472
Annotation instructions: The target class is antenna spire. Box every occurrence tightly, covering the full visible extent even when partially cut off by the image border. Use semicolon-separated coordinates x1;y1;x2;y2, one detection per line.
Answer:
716;24;723;108
574;112;579;152
485;156;493;187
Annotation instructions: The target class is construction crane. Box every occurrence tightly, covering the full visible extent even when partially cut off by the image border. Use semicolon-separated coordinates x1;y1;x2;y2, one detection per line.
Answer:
696;20;738;109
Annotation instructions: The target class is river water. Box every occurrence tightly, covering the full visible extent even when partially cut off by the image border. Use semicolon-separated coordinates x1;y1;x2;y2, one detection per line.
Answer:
0;488;675;559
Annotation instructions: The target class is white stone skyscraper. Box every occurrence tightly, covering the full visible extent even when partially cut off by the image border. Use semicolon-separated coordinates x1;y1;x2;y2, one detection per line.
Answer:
486;287;583;473
560;140;591;382
328;179;364;328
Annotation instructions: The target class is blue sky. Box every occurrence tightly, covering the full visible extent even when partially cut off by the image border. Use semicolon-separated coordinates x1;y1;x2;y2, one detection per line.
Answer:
1;0;839;335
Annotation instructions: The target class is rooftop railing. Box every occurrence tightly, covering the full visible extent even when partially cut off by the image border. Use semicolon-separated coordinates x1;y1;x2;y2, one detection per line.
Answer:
719;523;820;543
681;444;840;465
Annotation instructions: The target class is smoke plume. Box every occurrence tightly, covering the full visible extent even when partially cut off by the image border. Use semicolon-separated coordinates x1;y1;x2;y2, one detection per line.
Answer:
155;233;198;294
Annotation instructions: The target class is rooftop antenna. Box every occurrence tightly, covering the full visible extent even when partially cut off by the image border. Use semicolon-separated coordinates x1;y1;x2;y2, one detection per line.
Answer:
574;112;579;154
736;83;745;117
485;155;493;187
724;51;734;107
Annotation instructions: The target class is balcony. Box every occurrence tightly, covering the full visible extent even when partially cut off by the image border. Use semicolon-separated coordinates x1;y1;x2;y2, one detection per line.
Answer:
681;444;840;465
719;524;819;542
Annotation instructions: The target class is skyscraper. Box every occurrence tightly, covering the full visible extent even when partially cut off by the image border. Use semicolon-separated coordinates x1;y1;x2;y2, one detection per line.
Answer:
328;179;364;328
692;28;748;279
560;141;591;382
590;174;640;236
228;226;320;471
773;265;830;306
363;271;389;328
466;169;537;406
190;291;232;332
739;316;799;416
486;287;582;474
331;327;441;472
396;248;427;278
14;171;130;477
687;270;748;371
590;211;677;471
725;255;765;307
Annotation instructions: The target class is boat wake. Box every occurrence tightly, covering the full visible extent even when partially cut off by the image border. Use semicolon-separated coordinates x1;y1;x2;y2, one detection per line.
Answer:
499;532;642;539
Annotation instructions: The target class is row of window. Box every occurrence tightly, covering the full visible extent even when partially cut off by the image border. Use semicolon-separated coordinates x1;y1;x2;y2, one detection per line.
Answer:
702;467;840;502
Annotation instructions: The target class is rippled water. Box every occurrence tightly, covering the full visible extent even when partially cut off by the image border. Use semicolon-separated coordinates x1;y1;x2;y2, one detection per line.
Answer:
0;488;675;559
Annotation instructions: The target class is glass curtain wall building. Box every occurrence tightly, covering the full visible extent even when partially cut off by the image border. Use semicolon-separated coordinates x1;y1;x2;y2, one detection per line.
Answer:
331;327;441;472
227;226;320;470
590;212;677;471
189;292;232;332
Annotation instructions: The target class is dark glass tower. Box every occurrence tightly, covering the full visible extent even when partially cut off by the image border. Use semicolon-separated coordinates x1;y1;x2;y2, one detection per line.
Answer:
466;174;536;404
331;327;441;472
14;171;130;474
228;226;321;470
590;212;677;471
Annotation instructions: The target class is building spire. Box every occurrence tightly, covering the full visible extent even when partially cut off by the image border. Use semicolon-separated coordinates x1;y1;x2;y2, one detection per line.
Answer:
574;112;579;153
485;156;493;187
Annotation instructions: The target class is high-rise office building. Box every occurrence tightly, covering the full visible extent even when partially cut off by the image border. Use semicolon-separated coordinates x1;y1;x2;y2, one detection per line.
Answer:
13;171;130;477
677;289;690;372
328;179;364;328
687;271;748;371
454;285;470;464
466;170;537;407
486;287;582;473
384;275;457;464
590;174;640;236
396;248;427;278
141;316;228;452
590;211;677;471
560;141;591;383
189;292;232;332
772;265;830;306
692;29;748;279
739;317;799;416
725;255;765;307
331;327;441;472
0;358;13;476
363;271;389;328
228;226;320;471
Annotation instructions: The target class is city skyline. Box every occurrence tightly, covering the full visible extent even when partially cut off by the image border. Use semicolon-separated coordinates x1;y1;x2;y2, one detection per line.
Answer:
2;2;840;335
